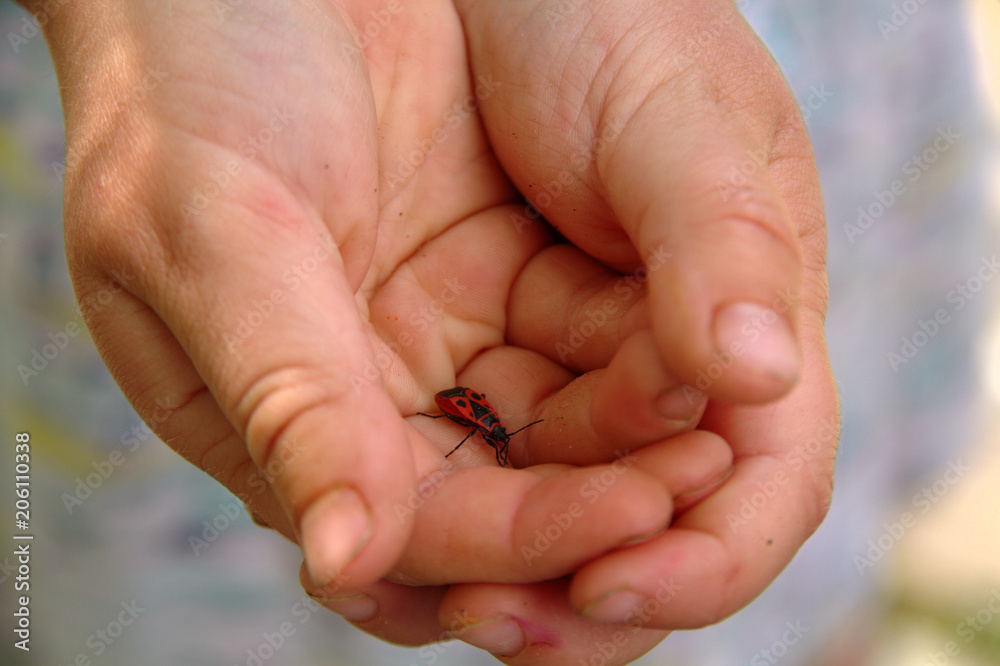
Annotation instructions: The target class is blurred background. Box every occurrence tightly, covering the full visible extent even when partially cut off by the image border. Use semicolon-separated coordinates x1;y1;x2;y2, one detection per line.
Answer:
1;1;998;665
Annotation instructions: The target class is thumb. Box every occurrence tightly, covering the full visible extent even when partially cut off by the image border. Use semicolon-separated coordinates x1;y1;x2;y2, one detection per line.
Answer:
71;194;417;592
604;96;807;403
56;0;417;591
457;0;816;403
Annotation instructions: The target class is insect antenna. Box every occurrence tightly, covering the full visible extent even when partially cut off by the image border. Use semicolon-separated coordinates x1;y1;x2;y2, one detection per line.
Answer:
506;419;543;437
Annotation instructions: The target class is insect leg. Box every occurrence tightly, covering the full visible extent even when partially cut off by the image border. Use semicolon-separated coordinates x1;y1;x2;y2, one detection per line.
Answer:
495;441;508;468
443;430;476;458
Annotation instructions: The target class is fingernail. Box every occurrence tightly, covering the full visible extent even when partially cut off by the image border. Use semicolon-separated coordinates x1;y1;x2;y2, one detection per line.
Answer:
301;488;373;587
713;302;800;383
624;525;667;545
579;589;645;624
655;385;704;421
453;616;526;657
312;592;379;622
677;463;734;499
249;510;271;529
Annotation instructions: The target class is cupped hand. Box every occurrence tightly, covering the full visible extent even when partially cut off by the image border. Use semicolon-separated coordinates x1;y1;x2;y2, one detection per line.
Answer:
440;0;841;645
37;0;840;662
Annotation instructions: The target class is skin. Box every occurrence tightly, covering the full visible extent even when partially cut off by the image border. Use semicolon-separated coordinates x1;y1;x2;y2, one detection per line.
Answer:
21;0;840;662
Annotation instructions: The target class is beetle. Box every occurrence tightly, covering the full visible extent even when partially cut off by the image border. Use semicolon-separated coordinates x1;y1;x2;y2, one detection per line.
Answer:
417;386;543;467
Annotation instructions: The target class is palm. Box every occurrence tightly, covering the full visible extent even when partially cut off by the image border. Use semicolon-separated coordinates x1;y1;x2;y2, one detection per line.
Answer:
359;3;548;423
336;6;606;462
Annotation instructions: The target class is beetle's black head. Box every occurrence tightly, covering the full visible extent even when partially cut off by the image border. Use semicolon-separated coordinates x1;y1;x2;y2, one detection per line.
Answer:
488;424;509;445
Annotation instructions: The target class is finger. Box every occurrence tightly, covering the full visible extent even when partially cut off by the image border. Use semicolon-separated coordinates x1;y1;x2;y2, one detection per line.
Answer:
591;2;818;404
460;0;817;403
439;343;706;467
389;458;672;585
171;227;416;592
568;335;839;628
507;244;650;374
486;432;734;579
396;413;732;587
506;250;710;460
590;331;708;451
442;580;667;664
522;368;706;467
305;573;671;663
603;96;805;405
425;363;731;507
569;474;782;629
627;430;734;514
79;225;415;593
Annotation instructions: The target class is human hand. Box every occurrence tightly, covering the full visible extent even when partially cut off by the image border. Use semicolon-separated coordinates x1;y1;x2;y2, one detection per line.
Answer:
277;0;844;661
438;0;841;643
44;0;712;585
37;0;719;653
34;0;839;662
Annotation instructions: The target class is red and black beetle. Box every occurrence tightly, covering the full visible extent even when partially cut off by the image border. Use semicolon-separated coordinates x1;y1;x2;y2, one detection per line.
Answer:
417;386;542;467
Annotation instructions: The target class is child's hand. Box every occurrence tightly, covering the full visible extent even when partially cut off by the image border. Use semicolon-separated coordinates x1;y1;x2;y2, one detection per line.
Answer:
35;0;839;662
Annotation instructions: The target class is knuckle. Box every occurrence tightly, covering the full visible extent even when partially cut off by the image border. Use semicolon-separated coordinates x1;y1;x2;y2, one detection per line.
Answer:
236;364;355;476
